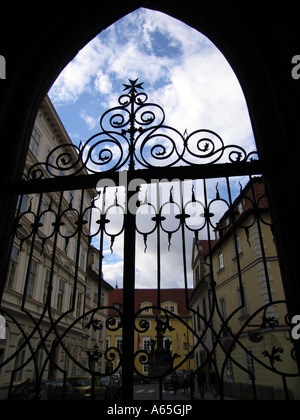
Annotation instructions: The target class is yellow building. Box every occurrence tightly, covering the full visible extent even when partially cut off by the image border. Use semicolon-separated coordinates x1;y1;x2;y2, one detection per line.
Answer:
190;177;300;399
107;289;194;378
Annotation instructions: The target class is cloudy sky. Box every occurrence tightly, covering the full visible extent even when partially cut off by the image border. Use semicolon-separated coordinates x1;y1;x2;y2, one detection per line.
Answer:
48;8;257;289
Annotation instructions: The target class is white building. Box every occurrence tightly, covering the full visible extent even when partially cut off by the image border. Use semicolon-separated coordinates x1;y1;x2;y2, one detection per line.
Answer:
0;96;113;398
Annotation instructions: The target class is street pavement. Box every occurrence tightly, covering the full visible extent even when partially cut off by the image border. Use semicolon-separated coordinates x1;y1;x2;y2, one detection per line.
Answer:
133;383;228;400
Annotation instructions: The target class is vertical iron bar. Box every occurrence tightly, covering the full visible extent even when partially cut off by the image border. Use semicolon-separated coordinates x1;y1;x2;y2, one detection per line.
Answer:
178;181;189;306
122;185;137;401
156;182;161;308
121;86;139;400
71;189;85;310
97;187;107;307
202;178;219;389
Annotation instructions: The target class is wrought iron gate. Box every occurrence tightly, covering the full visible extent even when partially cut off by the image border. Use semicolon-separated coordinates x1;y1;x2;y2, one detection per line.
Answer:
0;80;299;400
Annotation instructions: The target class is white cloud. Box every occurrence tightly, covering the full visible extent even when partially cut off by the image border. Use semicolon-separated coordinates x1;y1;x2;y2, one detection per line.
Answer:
134;229;194;289
103;259;123;288
80;109;98;130
50;37;113;105
94;71;113;94
151;49;254;150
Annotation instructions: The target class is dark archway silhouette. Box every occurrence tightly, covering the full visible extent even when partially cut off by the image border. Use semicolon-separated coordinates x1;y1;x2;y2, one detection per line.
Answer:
0;0;300;385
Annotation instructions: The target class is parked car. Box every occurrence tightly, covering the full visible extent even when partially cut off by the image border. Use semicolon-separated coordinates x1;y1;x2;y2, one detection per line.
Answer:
45;380;87;400
68;376;106;400
10;379;86;400
163;373;184;390
10;380;42;400
100;375;122;400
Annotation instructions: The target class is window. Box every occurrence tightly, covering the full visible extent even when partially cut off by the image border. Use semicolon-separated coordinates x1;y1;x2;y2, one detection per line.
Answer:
27;260;37;298
20;194;29;213
143;364;150;374
38;200;47;229
57;279;65;311
42;269;51;304
116;338;123;351
69;285;74;310
29;127;40;156
233;233;242;258
225;359;234;380
219;297;227;320
80;247;86;269
86;280;91;298
73;238;78;260
218;251;224;270
94;285;98;303
76;292;82;317
14;337;26;382
245;349;256;381
163;337;172;351
143;338;151;351
6;246;19;289
237;285;248;317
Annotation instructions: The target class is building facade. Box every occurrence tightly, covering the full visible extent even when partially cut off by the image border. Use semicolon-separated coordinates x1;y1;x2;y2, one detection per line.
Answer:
0;97;112;397
84;246;114;374
107;289;194;378
189;240;214;385
190;177;300;399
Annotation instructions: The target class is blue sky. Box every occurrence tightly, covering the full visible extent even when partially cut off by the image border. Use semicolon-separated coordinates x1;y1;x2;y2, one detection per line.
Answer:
48;8;257;289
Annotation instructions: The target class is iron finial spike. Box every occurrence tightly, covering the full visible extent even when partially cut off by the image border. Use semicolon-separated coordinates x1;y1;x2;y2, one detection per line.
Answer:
122;79;144;93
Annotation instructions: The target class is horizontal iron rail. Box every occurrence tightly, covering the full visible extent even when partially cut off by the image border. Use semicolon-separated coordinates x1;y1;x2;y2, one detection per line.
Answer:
4;160;264;196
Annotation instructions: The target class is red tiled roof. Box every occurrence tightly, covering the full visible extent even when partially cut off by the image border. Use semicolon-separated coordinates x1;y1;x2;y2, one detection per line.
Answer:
220;177;268;223
211;177;268;252
201;240;217;255
108;288;192;318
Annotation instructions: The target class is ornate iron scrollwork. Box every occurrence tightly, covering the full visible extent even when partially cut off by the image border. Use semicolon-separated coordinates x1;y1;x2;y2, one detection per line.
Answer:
133;306;197;380
25;79;258;180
